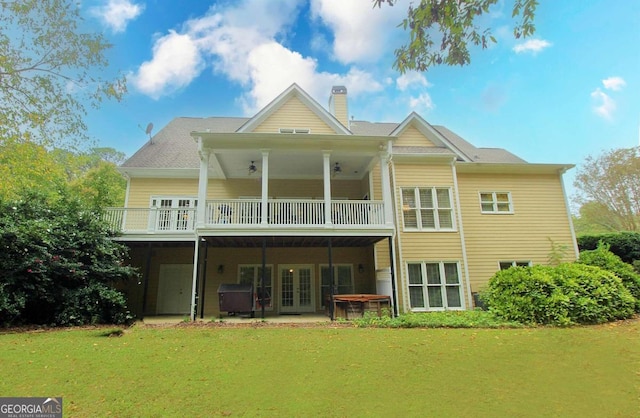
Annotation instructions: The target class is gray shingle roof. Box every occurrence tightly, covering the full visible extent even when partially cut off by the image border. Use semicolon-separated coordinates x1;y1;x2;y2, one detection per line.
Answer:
121;115;525;168
122;117;249;169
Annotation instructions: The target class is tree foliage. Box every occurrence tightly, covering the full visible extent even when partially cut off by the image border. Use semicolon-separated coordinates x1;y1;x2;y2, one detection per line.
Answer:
0;190;137;326
0;144;126;207
0;0;126;147
577;232;640;265
574;147;640;232
374;0;538;72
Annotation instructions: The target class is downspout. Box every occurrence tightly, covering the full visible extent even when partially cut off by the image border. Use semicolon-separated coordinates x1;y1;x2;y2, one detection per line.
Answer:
389;155;407;312
559;167;580;259
451;160;473;309
387;237;398;316
199;239;209;319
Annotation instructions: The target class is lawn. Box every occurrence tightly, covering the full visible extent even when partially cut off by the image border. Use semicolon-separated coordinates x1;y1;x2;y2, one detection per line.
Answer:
1;319;638;417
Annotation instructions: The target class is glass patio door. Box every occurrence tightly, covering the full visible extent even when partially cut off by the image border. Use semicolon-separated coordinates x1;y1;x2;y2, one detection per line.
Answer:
279;265;315;313
150;197;196;231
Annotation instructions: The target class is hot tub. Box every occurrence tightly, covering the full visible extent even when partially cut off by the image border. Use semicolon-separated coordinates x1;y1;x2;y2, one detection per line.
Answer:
332;294;391;320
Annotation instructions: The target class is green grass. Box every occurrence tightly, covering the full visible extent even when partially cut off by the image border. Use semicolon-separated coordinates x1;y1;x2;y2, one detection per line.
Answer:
1;319;639;417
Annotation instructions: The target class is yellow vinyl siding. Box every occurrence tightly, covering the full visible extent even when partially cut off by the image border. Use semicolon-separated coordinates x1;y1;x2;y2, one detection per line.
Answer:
392;161;468;310
252;96;336;134
128;178;366;203
127;178;198;207
395;125;436;147
457;172;575;292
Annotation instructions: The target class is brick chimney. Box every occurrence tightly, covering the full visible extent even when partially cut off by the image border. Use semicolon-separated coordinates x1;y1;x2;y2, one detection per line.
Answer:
328;86;349;129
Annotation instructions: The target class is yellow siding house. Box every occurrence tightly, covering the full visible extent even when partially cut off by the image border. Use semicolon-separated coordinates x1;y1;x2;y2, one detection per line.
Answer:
106;84;577;320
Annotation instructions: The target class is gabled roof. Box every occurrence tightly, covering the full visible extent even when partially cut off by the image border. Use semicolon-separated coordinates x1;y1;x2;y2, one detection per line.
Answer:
120;85;528;170
390;112;470;162
236;83;352;135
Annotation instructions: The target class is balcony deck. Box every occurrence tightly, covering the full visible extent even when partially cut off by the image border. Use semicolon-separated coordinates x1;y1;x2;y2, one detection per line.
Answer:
105;199;389;237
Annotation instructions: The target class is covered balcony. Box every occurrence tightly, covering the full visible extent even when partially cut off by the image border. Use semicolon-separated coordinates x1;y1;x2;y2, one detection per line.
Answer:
104;198;386;234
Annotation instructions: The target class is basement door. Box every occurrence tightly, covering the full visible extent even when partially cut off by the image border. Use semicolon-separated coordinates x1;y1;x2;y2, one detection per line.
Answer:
279;265;315;313
156;264;193;315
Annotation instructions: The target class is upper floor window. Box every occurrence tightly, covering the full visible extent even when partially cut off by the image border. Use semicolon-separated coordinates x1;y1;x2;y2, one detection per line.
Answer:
401;187;454;231
480;192;513;214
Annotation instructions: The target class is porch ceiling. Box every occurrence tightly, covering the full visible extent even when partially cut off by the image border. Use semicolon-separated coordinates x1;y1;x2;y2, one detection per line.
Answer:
202;235;387;248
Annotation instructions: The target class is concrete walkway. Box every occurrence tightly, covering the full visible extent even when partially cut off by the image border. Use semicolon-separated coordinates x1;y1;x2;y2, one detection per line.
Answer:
143;313;332;325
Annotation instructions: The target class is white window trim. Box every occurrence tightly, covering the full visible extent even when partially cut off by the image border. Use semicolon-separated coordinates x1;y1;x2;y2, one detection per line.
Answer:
498;260;532;270
479;191;514;214
401;187;456;232
406;261;465;311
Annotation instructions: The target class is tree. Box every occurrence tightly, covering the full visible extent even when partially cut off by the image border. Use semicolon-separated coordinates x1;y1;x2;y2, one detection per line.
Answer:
574;147;640;232
0;144;126;207
0;190;137;326
0;0;126;148
374;0;538;73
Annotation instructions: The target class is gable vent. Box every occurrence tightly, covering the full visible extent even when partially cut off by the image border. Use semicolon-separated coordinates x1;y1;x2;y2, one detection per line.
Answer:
279;128;311;134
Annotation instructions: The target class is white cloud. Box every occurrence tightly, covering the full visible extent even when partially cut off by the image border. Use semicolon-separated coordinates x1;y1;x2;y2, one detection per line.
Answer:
131;31;204;99
409;93;434;112
396;72;431;91
590;88;616;120
130;0;385;111
90;0;144;33
512;38;552;54
309;0;406;64
602;76;626;91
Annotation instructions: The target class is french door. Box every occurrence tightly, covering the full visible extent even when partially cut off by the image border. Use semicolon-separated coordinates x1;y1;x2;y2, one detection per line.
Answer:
279;265;315;313
150;197;196;231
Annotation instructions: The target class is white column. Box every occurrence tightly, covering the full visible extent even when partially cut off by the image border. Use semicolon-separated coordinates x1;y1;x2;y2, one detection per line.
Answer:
261;150;269;225
190;238;200;321
379;152;394;226
323;151;332;225
197;141;210;227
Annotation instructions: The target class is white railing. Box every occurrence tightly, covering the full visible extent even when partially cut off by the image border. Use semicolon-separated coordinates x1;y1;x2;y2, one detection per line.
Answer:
206;199;385;227
104;199;385;233
104;207;196;233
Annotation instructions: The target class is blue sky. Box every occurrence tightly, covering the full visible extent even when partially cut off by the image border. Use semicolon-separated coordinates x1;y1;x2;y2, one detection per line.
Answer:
82;0;639;200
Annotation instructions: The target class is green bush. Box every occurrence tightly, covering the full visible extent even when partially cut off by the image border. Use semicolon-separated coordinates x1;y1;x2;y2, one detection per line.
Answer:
577;232;640;264
351;310;522;328
0;191;137;326
578;243;640;312
482;264;635;325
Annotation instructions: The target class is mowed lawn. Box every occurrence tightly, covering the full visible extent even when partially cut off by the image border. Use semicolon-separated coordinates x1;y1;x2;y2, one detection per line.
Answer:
1;319;638;417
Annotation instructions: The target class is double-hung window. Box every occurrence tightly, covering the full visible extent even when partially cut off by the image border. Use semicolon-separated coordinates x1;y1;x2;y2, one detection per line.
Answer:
401;187;454;231
480;192;513;214
407;262;463;310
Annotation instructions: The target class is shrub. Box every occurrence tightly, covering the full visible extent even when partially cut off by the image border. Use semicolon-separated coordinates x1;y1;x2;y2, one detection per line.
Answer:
577;232;640;264
0;191;137;327
482;264;635;325
578;244;640;312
